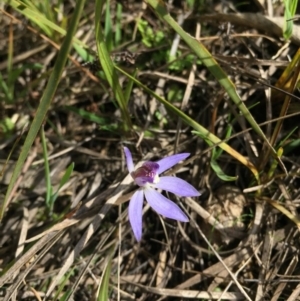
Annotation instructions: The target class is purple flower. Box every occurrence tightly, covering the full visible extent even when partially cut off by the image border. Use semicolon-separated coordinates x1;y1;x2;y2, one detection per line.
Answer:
123;147;200;241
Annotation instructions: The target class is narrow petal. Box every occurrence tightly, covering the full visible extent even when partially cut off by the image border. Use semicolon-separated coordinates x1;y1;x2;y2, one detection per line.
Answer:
156;153;190;174
155;176;200;197
128;189;144;241
144;188;189;222
123;147;134;173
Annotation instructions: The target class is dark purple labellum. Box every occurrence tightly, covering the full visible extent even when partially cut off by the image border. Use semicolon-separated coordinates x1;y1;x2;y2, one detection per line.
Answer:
131;162;159;186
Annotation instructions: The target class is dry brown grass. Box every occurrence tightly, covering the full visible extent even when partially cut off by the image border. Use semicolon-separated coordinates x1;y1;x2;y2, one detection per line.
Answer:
1;0;300;300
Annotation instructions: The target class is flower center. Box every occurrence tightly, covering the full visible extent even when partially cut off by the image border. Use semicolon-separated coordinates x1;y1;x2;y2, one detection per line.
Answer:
131;161;160;187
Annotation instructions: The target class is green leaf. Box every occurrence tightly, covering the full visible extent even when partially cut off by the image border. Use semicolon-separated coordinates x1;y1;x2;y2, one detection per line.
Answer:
97;258;112;301
1;118;15;133
283;0;293;39
282;137;300;155
210;159;237;182
57;163;74;193
97;244;115;301
64;106;110;125
73;44;95;62
283;0;298;39
124;68;138;105
193;128;237;182
50;163;74;208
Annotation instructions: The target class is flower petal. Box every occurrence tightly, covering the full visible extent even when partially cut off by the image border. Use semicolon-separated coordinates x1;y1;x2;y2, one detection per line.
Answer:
155;176;200;197
123;147;134;173
144;188;189;222
128;189;144;241
156;153;190;174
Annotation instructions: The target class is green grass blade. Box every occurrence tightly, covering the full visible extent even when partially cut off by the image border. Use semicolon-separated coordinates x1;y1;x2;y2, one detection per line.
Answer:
64;106;110;125
0;0;86;220
3;0;87;48
54;267;75;301
57;163;74;191
145;0;278;160
210;158;238;181
283;0;298;39
51;163;74;204
284;0;293;39
97;258;112;301
5;0;52;36
40;126;52;209
97;244;115;301
49;162;74;213
95;0;132;132
115;3;122;46
124;68;138;105
105;0;113;51
284;138;300;155
194;124;237;181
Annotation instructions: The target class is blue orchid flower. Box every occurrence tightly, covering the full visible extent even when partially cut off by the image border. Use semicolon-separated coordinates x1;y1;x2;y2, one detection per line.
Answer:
124;147;200;241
